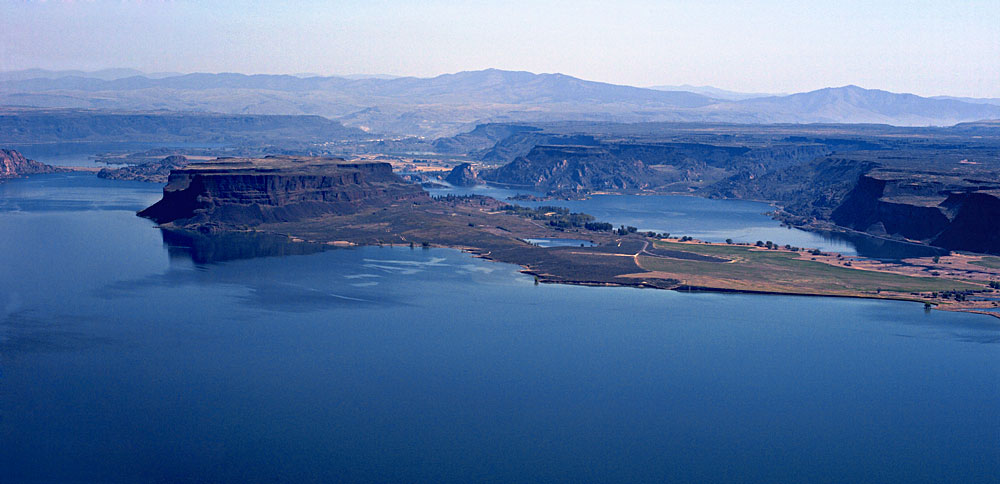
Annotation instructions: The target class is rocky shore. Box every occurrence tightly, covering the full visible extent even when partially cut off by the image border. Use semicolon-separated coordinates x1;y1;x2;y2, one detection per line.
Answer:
0;149;65;181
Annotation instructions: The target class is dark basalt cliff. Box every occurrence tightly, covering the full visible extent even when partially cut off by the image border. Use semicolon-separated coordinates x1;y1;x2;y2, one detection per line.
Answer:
139;156;428;227
830;171;1000;254
98;155;190;183
0;149;64;180
933;191;1000;253
706;156;878;219
444;163;479;186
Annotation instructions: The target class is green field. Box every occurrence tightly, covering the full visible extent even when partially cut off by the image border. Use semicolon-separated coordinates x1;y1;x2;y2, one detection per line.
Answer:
969;256;1000;270
638;241;979;296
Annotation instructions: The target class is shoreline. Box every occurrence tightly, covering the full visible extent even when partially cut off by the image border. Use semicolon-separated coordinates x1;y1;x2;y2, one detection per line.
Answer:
474;245;1000;320
130;152;999;322
473;181;963;260
257;227;1000;321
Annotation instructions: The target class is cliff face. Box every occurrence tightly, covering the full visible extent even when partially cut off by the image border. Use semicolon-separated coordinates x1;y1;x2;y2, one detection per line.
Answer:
707;156;877;219
831;174;953;239
0;109;365;144
932;191;1000;253
444;163;479;186
0;149;63;180
139;156;429;227
831;171;1000;254
483;141;830;193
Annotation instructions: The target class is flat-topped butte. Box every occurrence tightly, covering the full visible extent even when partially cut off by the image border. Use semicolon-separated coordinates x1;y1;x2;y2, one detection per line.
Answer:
139;156;429;227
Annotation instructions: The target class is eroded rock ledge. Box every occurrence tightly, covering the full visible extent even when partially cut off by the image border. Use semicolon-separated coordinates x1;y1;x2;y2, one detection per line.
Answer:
0;149;65;181
830;170;1000;254
139;156;429;227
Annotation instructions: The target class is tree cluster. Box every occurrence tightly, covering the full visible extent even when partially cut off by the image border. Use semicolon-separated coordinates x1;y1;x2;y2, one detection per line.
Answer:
500;204;599;230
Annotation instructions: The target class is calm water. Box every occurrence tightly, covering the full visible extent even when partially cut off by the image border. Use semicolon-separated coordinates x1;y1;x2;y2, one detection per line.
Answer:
8;142;222;167
428;184;947;259
2;174;998;483
524;238;596;247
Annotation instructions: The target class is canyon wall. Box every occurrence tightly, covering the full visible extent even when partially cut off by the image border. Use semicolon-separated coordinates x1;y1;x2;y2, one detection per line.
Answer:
830;171;1000;254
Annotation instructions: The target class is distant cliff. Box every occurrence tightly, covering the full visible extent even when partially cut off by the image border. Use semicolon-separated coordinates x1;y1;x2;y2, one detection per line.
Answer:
0;108;365;144
705;156;879;219
933;191;1000;253
831;171;1000;254
480;141;824;193
482;145;661;191
0;149;64;181
138;156;428;227
98;155;189;183
444;163;479;186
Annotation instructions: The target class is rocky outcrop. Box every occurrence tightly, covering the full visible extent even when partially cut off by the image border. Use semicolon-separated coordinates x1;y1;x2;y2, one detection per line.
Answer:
932;191;1000;253
432;124;543;155
444;163;479;186
98;155;189;183
831;171;1000;254
0;149;63;181
139;156;428;227
482;145;660;191
707;156;878;219
481;140;828;193
831;174;950;239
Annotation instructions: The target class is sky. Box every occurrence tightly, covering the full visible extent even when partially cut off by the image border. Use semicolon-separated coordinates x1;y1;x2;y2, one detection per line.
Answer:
2;0;999;97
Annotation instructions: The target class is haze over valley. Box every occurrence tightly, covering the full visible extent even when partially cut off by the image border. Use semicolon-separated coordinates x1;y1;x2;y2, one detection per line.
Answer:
3;1;999;483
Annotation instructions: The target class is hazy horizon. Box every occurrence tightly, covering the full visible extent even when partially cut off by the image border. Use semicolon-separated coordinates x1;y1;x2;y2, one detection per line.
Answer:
2;0;998;98
0;66;994;101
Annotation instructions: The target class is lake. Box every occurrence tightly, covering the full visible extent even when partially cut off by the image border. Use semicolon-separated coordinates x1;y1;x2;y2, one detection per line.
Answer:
1;173;998;483
427;184;947;260
8;141;224;167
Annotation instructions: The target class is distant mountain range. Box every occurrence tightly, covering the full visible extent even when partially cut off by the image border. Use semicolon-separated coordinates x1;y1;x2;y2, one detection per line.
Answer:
647;84;777;100
723;86;1000;126
1;68;999;137
0;68;183;82
931;95;1000;107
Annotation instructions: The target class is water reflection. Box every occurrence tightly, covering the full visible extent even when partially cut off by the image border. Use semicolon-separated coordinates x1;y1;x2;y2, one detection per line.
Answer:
160;229;330;264
4;174;1000;483
524;238;597;247
0;311;117;354
815;229;949;260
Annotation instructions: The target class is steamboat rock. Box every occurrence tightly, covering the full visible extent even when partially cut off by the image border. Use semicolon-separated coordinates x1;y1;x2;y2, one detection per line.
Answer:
139;156;428;227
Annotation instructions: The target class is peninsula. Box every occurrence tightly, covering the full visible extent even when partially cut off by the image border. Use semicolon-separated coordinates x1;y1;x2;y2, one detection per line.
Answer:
0;149;65;181
139;156;1000;318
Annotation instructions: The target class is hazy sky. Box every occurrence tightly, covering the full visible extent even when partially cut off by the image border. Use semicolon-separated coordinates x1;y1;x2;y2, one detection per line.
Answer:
2;0;998;97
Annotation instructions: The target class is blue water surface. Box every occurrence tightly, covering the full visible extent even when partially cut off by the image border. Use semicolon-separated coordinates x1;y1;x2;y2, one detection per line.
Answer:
427;184;946;259
8;141;223;167
1;173;998;483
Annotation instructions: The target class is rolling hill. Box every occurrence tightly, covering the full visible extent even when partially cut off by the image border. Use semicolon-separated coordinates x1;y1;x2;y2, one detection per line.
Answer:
2;69;999;136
